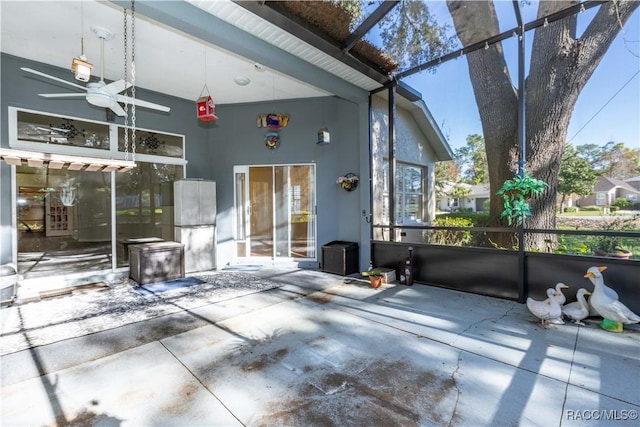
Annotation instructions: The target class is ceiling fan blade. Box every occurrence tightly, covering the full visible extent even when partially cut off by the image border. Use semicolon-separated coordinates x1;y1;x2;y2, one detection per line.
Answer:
21;67;87;91
103;79;131;95
115;94;170;113
38;93;87;98
109;102;126;117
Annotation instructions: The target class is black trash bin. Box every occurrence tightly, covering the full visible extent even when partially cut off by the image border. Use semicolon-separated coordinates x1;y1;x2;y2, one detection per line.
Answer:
1;264;19;307
322;241;359;276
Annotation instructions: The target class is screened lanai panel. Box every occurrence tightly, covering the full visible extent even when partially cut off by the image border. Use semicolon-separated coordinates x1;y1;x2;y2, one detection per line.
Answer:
362;0;518;72
358;1;601;77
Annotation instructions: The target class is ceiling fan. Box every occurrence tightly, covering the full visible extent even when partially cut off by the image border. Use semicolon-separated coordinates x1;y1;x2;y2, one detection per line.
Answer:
21;27;170;117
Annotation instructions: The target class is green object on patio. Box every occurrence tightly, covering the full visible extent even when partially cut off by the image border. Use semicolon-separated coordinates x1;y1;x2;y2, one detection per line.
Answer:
600;318;624;333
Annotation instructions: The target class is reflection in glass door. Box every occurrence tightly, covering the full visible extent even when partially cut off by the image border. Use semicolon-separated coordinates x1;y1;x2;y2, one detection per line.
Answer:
250;166;274;257
234;164;315;260
16;166;112;279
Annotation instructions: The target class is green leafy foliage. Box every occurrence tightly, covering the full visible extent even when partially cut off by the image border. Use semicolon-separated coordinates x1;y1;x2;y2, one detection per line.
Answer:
430;216;473;246
496;172;548;226
558;144;599;199
612;197;631;209
454;134;489;185
378;1;455;71
434;160;459;198
588;215;639;255
576;142;640;180
367;268;383;277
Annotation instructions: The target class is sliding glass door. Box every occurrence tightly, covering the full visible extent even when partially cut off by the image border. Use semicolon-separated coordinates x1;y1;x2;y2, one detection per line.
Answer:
234;164;316;260
16;166;112;278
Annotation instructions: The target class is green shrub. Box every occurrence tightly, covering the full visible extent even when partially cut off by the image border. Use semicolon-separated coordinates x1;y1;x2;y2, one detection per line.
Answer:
612;197;631;209
564;206;579;213
633;202;640;211
581;205;603;212
437;212;490;227
588;215;640;254
430;216;473;246
610;206;619;213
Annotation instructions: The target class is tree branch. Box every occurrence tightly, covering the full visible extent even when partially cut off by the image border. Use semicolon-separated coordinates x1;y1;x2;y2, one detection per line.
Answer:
576;0;639;77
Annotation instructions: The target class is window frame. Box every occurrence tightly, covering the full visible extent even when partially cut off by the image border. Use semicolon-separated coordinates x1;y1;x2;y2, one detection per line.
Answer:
382;160;426;225
9;106;188;275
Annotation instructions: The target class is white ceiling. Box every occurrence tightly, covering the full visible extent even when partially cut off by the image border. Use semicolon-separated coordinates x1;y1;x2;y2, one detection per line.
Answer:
0;0;348;105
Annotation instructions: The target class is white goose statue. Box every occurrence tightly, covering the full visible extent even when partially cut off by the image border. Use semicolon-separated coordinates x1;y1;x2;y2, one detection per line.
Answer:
561;288;592;326
527;288;563;328
545;282;569;306
584;266;640;332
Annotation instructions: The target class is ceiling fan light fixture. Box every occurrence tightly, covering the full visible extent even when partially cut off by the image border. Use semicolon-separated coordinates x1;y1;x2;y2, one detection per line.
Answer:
86;92;112;108
71;56;93;82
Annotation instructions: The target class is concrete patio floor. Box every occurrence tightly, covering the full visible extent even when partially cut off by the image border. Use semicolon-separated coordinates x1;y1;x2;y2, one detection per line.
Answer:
1;268;639;426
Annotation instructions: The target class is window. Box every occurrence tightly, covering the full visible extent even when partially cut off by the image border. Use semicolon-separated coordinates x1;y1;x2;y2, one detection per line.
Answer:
117;128;184;158
595;193;606;206
11;108;186;277
382;162;425;224
16;110;110;149
115;162;183;267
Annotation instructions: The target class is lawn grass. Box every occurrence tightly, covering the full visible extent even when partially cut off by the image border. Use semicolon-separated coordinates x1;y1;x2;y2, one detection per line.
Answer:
557;211;604;217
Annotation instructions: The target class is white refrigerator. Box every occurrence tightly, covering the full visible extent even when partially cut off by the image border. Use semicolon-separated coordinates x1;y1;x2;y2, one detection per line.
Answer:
174;179;216;273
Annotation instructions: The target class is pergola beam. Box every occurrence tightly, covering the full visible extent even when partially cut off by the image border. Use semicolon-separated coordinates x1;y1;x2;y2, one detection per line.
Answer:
0;148;136;172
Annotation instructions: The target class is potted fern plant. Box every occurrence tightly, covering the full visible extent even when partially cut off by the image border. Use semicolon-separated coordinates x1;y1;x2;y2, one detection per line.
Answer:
496;171;548;226
366;268;383;288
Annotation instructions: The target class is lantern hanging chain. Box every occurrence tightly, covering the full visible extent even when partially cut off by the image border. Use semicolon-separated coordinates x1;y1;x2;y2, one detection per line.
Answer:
130;0;136;161
123;5;129;160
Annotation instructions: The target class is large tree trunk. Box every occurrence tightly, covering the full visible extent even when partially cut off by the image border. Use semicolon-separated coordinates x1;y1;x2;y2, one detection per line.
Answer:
447;0;639;249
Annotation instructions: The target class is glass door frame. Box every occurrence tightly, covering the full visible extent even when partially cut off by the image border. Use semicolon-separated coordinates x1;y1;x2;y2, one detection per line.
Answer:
233;163;317;262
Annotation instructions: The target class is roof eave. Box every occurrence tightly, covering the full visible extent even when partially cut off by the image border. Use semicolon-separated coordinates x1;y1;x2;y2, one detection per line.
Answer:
398;96;453;161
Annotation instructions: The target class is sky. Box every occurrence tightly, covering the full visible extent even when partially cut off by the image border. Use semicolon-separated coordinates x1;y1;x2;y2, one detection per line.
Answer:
389;1;640;152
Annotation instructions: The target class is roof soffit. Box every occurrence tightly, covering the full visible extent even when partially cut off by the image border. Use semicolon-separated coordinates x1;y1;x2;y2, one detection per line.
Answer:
107;0;369;103
188;0;384;92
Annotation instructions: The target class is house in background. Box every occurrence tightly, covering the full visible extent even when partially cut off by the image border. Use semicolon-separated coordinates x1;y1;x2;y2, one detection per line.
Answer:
577;176;640;208
437;182;490;213
626;176;640;191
